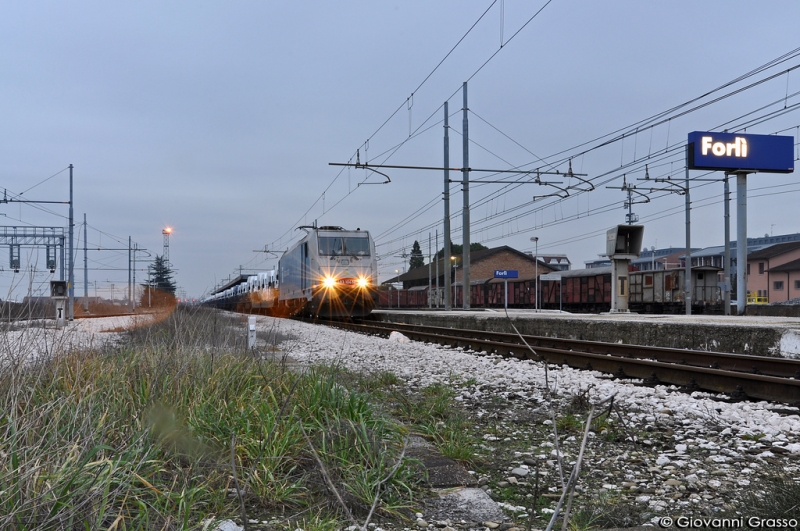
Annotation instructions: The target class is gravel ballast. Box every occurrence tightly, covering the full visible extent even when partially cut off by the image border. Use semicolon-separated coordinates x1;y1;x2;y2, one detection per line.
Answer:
262;315;800;528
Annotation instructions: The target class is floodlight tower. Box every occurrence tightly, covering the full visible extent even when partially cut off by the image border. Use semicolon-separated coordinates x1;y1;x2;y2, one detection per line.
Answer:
162;227;172;263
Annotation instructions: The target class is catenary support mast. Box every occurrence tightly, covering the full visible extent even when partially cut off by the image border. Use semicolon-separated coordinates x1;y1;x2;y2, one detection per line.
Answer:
68;164;74;320
461;82;470;309
685;150;692;316
443;101;452;310
724;176;731;315
83;214;88;312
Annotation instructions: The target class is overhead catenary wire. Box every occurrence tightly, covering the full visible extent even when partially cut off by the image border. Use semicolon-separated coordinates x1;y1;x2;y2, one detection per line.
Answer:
374;63;800;261
257;45;799;282
259;1;557;265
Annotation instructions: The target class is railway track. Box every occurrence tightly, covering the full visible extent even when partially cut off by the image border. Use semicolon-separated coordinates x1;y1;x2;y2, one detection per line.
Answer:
308;318;800;405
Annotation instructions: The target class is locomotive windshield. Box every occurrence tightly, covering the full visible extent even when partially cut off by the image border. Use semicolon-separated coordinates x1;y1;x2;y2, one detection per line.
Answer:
318;236;371;257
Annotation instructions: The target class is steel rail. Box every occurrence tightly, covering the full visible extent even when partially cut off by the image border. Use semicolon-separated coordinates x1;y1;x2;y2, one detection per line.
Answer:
312;318;800;404
366;321;800;378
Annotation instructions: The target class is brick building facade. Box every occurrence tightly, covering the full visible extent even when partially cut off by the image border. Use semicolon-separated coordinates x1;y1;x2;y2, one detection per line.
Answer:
386;245;555;288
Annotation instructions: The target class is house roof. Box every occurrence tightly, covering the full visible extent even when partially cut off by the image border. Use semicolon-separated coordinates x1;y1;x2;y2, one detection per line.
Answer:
769;257;800;273
540;254;571;265
747;241;800;260
559;266;612;277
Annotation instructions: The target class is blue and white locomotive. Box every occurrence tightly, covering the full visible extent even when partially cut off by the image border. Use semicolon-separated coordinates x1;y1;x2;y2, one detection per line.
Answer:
204;225;378;318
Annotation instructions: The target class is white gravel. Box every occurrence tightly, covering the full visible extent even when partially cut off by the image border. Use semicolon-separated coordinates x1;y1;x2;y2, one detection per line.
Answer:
0;314;155;366
262;316;800;441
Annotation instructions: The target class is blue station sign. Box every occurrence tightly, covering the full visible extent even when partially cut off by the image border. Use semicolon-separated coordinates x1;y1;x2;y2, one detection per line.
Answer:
687;131;794;173
494;269;518;279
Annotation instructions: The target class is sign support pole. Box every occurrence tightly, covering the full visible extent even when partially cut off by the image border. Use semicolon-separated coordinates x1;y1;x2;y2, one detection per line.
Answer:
736;173;748;315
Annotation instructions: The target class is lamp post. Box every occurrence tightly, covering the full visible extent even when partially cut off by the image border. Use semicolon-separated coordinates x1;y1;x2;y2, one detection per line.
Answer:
530;237;539;311
162;227;172;264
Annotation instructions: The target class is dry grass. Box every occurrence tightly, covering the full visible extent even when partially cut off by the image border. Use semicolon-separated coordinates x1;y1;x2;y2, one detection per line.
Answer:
0;306;421;530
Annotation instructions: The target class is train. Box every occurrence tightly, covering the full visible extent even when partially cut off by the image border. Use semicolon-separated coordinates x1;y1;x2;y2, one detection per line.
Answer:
203;225;379;318
379;265;725;314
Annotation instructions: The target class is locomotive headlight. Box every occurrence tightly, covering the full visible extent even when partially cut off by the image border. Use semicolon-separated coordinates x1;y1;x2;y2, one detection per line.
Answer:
323;276;336;289
357;277;369;288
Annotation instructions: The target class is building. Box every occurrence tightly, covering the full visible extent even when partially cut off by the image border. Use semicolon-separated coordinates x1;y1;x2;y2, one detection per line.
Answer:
632;247;691;271
674;233;800;300
585;258;611;269
746;241;800;302
534;254;571;271
384;245;555;289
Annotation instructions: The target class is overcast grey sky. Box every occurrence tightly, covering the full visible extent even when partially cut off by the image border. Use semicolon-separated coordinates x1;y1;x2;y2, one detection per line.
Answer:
2;1;800;300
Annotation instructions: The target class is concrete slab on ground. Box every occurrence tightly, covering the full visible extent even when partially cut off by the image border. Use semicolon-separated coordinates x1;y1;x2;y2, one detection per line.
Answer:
406;435;477;488
406;435;507;523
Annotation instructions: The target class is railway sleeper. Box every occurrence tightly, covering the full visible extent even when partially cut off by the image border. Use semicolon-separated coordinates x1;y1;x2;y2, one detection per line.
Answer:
729;385;749;402
643;372;661;386
682;378;701;393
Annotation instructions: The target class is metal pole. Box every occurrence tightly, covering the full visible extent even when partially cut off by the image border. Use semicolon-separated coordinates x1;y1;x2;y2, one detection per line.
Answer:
462;82;470;310
736;173;747;315
535;239;539;311
133;243;137;310
128;236;132;311
428;232;432;308
724;176;731;315
83;214;88;312
685;148;692;316
68;164;74;320
443;102;452;310
454;263;458;307
504;279;508;311
627;188;634;225
435;229;439;308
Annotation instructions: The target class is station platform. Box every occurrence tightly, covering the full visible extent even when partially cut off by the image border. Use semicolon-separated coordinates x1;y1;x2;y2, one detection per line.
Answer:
372;308;800;359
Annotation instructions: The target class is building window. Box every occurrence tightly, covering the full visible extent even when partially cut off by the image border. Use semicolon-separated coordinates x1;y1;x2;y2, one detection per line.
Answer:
747;264;751;275
759;262;765;274
796;280;800;290
774;281;785;291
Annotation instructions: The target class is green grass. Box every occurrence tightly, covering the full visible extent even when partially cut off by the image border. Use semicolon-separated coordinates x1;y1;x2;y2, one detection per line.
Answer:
0;307;422;529
556;413;583;433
